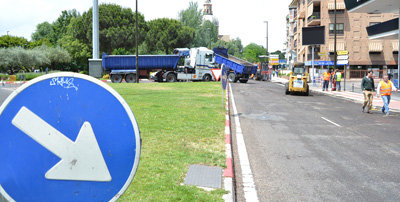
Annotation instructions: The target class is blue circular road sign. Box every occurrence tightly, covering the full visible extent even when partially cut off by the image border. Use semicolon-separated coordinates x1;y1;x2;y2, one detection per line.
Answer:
0;73;141;201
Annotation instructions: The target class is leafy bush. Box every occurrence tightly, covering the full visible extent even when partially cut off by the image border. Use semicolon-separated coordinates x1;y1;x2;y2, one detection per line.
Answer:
16;72;45;81
0;74;8;80
79;70;89;75
102;74;110;79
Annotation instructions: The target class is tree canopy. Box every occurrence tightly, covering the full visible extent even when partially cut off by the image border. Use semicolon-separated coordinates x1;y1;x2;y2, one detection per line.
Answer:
243;43;266;63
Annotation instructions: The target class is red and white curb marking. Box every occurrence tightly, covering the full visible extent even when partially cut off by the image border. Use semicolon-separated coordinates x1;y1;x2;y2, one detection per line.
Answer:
223;86;234;202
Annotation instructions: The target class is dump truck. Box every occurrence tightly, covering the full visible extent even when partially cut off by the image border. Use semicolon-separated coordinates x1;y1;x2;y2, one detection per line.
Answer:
102;47;217;83
213;47;257;83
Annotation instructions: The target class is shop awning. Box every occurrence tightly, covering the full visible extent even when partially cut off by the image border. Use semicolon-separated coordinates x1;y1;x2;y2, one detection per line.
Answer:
393;41;399;52
369;41;383;52
307;3;314;18
329;42;345;52
328;2;346;10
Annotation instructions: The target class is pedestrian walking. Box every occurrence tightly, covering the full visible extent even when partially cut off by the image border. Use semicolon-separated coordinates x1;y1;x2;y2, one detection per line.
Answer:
332;69;337;91
322;69;331;91
361;70;375;113
377;75;398;116
335;70;342;91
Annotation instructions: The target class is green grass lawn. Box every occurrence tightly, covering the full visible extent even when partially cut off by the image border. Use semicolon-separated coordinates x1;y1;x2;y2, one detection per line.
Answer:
110;82;226;201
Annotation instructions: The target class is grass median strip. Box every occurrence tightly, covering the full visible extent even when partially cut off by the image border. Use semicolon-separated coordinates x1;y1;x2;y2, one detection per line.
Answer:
110;82;226;201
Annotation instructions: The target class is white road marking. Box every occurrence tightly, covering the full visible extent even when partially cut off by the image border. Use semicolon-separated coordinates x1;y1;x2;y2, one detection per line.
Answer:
321;117;341;127
276;83;285;87
229;84;259;202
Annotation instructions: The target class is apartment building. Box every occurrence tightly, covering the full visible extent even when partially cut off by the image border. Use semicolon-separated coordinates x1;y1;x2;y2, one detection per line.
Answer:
287;0;399;78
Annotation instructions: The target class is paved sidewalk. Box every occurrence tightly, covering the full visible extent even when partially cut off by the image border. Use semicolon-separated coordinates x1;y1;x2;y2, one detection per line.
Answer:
271;77;400;113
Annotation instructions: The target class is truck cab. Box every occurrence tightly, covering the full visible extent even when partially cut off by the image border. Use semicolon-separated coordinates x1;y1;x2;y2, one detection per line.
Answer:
187;47;215;69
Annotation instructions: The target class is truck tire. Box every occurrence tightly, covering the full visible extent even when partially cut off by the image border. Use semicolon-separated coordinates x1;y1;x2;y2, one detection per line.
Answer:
203;74;212;81
125;74;137;83
228;72;236;83
111;74;123;83
166;73;177;82
239;79;248;83
285;83;290;95
305;84;310;96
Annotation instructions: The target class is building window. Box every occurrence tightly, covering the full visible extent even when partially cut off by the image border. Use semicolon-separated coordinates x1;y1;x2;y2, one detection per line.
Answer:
329;23;344;34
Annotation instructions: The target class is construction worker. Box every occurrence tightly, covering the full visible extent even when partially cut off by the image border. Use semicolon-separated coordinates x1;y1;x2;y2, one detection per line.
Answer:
335;70;342;91
322;69;331;91
377;75;398;116
361;70;375;113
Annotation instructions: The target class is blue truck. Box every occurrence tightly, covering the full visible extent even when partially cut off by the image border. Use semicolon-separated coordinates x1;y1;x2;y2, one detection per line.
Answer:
102;48;218;83
213;48;257;83
102;53;181;83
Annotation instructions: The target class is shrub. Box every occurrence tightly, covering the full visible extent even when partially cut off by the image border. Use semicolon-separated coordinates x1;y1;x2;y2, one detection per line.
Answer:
79;70;89;75
0;74;8;80
16;73;45;81
102;74;110;79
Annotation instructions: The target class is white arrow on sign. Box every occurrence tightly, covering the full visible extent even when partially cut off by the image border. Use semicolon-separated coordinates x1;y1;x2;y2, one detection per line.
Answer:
12;106;112;182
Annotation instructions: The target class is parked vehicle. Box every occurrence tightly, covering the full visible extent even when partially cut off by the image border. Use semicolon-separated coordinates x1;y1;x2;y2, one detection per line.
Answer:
102;47;218;83
213;47;257;83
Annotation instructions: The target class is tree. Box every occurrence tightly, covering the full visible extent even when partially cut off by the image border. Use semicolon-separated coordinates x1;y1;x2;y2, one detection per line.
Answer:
0;35;29;48
145;18;194;54
31;22;55;43
178;2;203;30
213;38;243;58
68;4;147;55
59;35;91;67
194;20;218;48
52;9;80;45
243;43;266;63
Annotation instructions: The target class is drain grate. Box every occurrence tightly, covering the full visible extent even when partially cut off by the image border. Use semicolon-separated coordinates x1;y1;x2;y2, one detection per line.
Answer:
184;164;222;189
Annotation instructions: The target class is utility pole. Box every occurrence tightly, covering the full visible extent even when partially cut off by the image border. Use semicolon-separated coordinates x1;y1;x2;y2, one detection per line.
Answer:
135;0;139;83
92;0;99;59
264;21;269;55
398;8;400;88
334;0;337;74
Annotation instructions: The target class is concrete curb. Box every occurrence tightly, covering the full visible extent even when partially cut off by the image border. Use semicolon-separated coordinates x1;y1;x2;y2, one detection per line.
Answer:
223;87;234;202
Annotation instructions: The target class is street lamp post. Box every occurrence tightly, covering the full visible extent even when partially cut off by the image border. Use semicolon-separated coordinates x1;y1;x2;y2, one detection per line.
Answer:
264;21;269;54
135;0;139;83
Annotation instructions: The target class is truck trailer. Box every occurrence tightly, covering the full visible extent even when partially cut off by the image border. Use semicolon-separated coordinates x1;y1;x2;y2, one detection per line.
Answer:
102;47;218;83
213;47;257;83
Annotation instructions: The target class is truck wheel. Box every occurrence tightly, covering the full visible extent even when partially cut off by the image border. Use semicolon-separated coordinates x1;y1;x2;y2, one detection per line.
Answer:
239;80;248;83
125;74;137;83
285;83;290;95
228;73;236;83
203;74;212;81
305;85;310;96
111;74;123;83
166;73;177;82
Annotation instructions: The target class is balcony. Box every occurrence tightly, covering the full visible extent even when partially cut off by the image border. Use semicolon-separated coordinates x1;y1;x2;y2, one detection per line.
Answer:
307;12;321;26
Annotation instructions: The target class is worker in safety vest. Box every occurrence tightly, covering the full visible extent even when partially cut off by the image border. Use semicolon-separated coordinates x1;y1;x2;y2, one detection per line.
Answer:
322;69;331;91
335;70;342;91
377;75;398;116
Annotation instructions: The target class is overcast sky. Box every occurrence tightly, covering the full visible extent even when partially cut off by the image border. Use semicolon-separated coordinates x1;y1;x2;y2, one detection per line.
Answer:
1;0;292;52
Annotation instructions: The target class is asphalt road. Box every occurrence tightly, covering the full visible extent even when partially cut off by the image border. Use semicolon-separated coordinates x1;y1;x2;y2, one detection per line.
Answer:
0;88;13;105
230;80;400;202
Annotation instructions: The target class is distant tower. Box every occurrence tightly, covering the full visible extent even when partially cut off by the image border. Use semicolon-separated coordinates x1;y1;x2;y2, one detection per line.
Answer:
203;0;219;35
203;0;213;15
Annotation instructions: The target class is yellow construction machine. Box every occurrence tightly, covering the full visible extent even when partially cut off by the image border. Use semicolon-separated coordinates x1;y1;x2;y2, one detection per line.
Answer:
285;62;309;96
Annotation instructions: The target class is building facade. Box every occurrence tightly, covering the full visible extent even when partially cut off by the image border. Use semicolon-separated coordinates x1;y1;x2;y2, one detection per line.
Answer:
287;0;399;78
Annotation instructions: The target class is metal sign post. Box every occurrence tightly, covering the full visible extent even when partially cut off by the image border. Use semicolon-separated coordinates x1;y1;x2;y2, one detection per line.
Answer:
0;73;141;202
